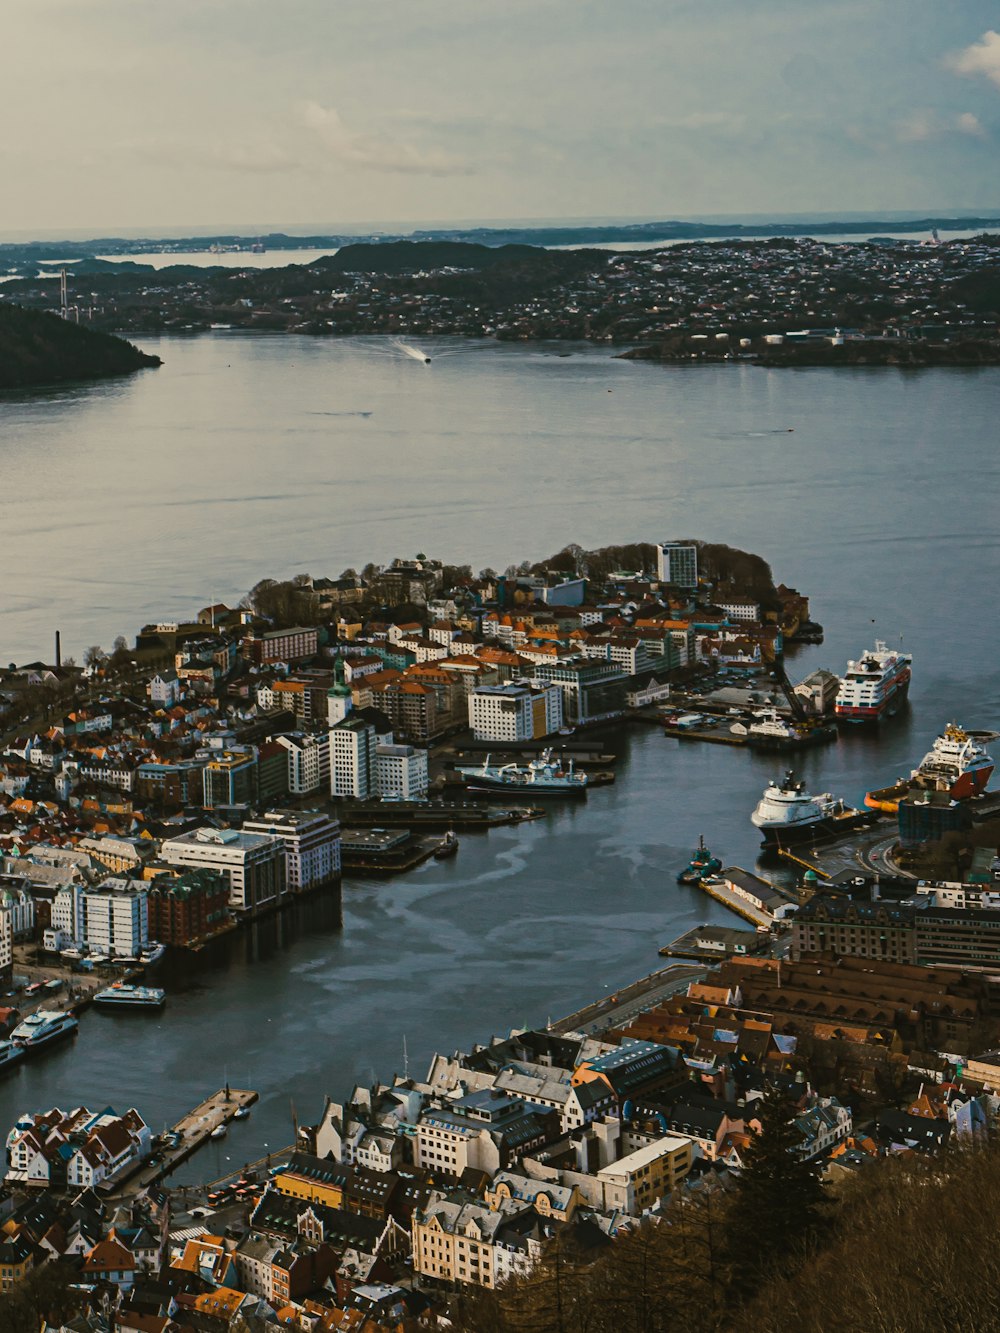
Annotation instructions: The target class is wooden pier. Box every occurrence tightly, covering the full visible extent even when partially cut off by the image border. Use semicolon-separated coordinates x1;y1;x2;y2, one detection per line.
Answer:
104;1087;258;1199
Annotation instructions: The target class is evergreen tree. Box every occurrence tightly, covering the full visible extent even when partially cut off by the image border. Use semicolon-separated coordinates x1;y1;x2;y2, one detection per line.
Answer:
726;1085;826;1295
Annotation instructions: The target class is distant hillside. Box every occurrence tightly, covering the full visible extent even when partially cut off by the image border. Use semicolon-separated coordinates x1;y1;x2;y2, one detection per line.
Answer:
312;240;550;274
0;302;160;390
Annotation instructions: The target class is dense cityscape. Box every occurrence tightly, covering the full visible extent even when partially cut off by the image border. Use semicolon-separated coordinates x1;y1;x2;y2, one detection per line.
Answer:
0;537;998;1329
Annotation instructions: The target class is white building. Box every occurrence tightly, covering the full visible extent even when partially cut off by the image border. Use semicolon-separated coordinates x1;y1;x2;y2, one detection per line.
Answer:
242;810;341;893
718;599;761;622
6;1106;151;1190
375;744;429;799
148;670;181;706
468;683;563;743
81;879;149;957
275;732;330;795
161;827;286;912
0;882;35;940
330;718;377;798
0;906;12;982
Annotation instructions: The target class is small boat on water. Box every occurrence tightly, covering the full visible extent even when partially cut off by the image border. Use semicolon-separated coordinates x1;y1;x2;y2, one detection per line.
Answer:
210;1124;227;1140
677;836;723;885
434;831;459;860
234;1106;250;1120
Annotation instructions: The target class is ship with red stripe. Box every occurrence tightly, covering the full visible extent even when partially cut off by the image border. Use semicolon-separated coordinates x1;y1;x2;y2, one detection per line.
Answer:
835;639;911;724
865;724;994;812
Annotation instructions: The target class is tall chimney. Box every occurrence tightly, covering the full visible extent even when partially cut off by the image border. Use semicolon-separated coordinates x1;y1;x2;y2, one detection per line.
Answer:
55;630;62;671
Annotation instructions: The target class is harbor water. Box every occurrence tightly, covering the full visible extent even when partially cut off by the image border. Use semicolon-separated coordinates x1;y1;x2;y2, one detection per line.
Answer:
0;337;998;1175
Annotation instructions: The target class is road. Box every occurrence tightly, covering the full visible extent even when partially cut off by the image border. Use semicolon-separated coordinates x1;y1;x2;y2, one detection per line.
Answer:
549;963;707;1037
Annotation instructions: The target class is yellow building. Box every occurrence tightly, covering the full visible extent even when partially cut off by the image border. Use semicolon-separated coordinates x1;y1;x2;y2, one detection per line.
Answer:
596;1135;694;1213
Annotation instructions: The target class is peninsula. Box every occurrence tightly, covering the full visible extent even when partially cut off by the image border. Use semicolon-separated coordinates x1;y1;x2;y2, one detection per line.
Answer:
0;302;160;391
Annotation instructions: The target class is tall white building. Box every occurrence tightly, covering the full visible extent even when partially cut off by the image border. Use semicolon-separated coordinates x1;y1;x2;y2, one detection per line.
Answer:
655;542;698;589
81;879;149;957
241;810;341;893
330;718;377;798
468;683;563;743
375;744;429;799
161;828;286;913
0;906;12;983
275;732;330;795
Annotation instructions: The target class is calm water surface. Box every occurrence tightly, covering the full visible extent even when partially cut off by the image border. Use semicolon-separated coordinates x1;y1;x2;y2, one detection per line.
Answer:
0;337;998;1172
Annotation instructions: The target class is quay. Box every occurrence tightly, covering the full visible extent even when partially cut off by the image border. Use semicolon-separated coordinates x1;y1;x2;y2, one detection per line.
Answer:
548;964;706;1037
333;799;536;830
105;1087;258;1199
339;829;440;876
663;723;747;746
695;876;774;927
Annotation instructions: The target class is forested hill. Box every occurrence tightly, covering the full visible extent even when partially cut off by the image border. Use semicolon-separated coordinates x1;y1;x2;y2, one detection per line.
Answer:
0;302;161;391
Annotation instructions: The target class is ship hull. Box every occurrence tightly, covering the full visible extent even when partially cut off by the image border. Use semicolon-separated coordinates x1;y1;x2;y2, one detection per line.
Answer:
835;674;910;725
756;810;875;847
460;778;587;799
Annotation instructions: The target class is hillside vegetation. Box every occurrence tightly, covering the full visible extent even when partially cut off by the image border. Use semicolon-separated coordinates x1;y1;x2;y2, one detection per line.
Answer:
0;302;160;390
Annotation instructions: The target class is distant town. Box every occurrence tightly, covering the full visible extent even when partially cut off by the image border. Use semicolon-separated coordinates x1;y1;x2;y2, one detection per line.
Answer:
2;537;1000;1331
2;233;998;366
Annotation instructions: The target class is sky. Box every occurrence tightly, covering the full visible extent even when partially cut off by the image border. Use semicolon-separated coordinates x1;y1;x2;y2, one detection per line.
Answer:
2;0;999;236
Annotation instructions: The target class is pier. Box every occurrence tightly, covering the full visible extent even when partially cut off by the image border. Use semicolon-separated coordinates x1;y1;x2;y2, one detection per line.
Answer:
105;1087;258;1199
548;964;706;1037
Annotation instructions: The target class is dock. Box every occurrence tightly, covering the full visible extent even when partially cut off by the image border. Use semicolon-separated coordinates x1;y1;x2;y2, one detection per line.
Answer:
695;877;774;927
659;924;768;960
104;1087;258;1199
333;799;535;830
663;724;747;747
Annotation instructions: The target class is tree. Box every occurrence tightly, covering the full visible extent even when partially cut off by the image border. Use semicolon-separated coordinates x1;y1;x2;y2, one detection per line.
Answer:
725;1085;826;1294
112;634;128;654
83;645;104;667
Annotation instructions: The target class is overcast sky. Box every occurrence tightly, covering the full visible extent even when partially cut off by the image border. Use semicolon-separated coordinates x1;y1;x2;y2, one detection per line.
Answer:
3;1;999;236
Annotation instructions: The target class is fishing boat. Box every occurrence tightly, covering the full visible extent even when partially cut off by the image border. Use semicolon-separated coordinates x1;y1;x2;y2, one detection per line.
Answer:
454;749;588;798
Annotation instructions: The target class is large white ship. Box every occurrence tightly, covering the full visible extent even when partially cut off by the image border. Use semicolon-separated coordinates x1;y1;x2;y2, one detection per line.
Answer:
93;983;166;1011
865;723;995;812
835;639;912;724
751;772;874;846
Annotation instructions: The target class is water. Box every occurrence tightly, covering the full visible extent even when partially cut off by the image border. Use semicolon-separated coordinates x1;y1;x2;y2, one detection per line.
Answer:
0;336;998;1173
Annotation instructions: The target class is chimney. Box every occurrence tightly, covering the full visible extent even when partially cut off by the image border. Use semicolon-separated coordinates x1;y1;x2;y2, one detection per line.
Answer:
55;630;62;671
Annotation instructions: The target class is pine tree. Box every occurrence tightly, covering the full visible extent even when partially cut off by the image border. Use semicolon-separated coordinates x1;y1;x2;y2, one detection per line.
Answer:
726;1084;826;1295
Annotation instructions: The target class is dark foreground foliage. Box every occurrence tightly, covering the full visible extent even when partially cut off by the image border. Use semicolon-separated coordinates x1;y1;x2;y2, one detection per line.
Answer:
0;301;160;390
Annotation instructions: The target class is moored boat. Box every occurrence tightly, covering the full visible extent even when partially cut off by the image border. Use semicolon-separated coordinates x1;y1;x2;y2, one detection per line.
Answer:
93;983;166;1011
0;1040;26;1073
752;771;875;846
433;831;459;860
454;749;588;798
835;639;912;724
865;723;994;813
11;1009;79;1050
677;836;723;885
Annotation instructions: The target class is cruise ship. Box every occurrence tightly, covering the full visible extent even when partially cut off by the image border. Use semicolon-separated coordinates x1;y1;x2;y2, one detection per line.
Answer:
865;724;994;812
454;749;588;798
835;639;912;723
93;983;166;1010
751;772;875;846
11;1010;79;1050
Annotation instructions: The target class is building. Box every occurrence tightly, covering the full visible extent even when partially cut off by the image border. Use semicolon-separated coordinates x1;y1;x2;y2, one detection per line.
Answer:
411;1196;524;1290
468;683;563;742
595;1135;694;1212
202;750;257;809
655;542;698;589
375;744;429;799
330;718;377;799
242;810;341;893
80;879;149;957
274;732;330;796
0;905;11;985
146;869;231;946
532;658;627;725
161;827;286;913
414;1091;557;1180
247;627;319;666
6;1106;151;1191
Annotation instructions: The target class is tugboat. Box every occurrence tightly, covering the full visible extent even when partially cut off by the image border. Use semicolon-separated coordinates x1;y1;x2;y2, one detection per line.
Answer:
434;831;459;860
677;836;723;885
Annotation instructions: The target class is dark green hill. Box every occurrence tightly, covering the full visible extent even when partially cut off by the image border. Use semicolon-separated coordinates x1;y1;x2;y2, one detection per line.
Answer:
0;302;160;390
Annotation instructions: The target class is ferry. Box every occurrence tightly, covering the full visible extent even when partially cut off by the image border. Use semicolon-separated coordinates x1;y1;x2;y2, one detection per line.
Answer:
865;723;994;813
454;749;588;798
11;1009;79;1050
835;639;912;724
0;1040;26;1073
93;983;166;1010
751;772;875;847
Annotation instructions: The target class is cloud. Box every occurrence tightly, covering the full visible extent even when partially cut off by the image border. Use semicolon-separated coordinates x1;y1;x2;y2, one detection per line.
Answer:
955;111;986;137
298;101;472;176
891;110;989;144
946;30;1000;89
